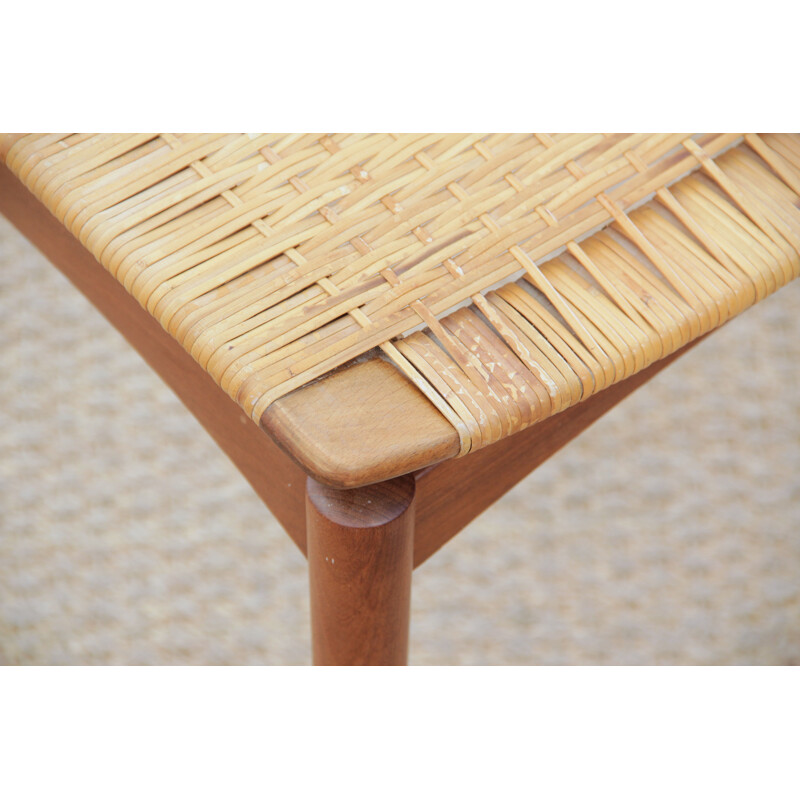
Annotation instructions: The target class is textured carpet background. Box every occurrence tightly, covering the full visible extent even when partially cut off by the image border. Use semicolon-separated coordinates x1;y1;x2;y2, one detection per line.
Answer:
1;213;798;665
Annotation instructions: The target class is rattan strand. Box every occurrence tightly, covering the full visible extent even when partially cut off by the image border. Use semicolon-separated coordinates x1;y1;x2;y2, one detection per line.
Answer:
3;133;799;456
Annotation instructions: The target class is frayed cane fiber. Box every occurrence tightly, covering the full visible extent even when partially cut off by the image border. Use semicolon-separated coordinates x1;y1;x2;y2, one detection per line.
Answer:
2;133;799;456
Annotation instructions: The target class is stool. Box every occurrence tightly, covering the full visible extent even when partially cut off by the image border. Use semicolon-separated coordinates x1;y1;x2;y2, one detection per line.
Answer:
2;133;798;664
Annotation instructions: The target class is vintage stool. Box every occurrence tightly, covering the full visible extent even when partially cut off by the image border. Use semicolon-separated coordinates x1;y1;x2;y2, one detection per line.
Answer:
2;133;798;665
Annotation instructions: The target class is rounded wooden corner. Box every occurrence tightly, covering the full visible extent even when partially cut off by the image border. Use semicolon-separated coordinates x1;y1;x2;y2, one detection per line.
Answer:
260;357;460;489
306;472;416;529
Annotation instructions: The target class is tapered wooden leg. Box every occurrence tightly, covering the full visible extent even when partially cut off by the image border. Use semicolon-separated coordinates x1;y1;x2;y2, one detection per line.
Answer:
306;474;415;666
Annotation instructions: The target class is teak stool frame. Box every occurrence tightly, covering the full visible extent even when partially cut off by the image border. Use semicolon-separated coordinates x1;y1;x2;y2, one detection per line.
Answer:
2;164;708;665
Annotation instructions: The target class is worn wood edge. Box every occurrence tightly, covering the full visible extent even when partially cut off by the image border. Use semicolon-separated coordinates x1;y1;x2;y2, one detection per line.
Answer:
262;359;460;489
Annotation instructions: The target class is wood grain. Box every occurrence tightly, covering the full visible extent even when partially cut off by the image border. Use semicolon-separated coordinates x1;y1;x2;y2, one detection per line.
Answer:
306;475;415;665
263;358;459;488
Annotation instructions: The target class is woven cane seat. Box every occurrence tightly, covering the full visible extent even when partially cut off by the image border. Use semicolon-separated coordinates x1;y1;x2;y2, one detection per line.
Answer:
4;133;799;480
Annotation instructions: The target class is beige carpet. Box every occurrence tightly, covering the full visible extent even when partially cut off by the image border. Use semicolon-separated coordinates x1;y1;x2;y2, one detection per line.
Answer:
0;214;798;665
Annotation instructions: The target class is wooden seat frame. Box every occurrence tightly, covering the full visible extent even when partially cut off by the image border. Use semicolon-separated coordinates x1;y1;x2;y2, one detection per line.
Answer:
1;164;709;664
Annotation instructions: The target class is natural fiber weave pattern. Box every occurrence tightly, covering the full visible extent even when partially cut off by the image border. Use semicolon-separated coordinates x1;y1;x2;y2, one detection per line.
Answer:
4;214;800;664
3;133;799;454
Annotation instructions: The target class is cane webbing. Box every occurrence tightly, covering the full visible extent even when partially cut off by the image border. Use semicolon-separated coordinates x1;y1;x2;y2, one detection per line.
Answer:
3;133;799;455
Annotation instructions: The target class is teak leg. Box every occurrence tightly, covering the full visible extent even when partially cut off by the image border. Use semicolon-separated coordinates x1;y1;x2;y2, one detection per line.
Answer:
306;474;415;666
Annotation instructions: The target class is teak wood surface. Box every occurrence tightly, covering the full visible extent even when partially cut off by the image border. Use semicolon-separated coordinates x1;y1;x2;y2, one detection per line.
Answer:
0;162;709;663
307;475;415;665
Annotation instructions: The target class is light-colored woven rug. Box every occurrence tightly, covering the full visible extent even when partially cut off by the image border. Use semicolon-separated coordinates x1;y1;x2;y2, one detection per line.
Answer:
1;214;798;665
